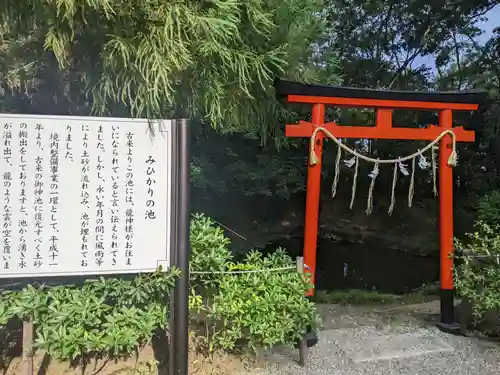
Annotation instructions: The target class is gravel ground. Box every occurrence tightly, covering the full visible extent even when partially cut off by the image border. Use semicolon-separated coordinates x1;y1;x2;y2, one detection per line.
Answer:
236;302;500;375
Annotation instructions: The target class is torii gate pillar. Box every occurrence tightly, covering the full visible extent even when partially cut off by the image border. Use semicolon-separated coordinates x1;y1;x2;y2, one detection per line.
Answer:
275;79;486;332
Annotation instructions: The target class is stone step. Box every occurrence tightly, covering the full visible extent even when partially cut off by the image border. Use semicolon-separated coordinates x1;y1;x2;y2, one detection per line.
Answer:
323;326;454;363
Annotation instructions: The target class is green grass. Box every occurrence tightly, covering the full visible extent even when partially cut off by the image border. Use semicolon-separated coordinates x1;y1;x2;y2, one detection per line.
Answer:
314;289;399;305
313;283;440;306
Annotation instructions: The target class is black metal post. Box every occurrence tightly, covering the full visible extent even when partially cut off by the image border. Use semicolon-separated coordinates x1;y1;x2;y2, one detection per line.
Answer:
440;289;455;323
168;120;179;375
172;118;190;375
437;289;461;334
296;257;307;367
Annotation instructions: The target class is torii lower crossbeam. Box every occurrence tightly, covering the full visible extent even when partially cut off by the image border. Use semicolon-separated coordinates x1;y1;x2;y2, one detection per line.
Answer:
275;78;486;334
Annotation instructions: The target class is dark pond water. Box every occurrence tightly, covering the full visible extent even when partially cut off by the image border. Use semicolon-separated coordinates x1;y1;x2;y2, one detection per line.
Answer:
263;238;440;294
0;238;439;294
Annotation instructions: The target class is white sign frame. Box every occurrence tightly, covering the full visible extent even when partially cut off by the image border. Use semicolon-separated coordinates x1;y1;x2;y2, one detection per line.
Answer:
0;114;174;278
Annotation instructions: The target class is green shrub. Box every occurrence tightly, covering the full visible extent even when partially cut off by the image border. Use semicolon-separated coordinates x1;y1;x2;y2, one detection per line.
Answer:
454;221;500;320
189;213;232;290
207;250;316;352
0;269;179;361
0;213;317;361
189;214;318;353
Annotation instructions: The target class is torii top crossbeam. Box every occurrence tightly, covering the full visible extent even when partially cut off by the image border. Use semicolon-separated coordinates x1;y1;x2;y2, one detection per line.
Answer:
275;78;487;331
276;79;485;140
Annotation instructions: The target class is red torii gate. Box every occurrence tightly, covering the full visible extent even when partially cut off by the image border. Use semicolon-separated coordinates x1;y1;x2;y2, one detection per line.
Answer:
275;79;487;331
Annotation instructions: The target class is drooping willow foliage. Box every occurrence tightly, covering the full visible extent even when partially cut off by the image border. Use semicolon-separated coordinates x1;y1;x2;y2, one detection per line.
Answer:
0;0;341;140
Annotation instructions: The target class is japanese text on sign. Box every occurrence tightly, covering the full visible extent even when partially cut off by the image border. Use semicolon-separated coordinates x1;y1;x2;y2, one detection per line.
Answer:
0;115;172;278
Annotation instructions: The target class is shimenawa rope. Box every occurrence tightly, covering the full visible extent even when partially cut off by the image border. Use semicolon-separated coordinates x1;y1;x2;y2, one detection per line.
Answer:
309;127;458;215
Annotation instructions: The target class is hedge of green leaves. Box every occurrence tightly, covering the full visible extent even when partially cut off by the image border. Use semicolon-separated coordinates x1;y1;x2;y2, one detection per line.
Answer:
454;221;500;321
454;191;500;324
0;214;317;361
0;270;179;361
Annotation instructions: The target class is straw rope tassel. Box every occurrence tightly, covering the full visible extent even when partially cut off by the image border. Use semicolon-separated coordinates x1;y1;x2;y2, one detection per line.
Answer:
366;161;380;215
408;157;416;207
431;146;438;197
309;141;318;165
349;156;359;210
331;145;342;197
388;163;398;215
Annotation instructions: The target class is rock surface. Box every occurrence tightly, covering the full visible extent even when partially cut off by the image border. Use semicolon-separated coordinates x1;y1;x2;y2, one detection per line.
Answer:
193;187;475;257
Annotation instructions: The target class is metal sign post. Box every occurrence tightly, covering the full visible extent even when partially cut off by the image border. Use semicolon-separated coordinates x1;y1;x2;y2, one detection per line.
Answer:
170;119;190;375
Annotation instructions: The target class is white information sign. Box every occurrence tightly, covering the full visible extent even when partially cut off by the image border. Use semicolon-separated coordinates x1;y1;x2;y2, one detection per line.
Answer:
0;114;172;278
